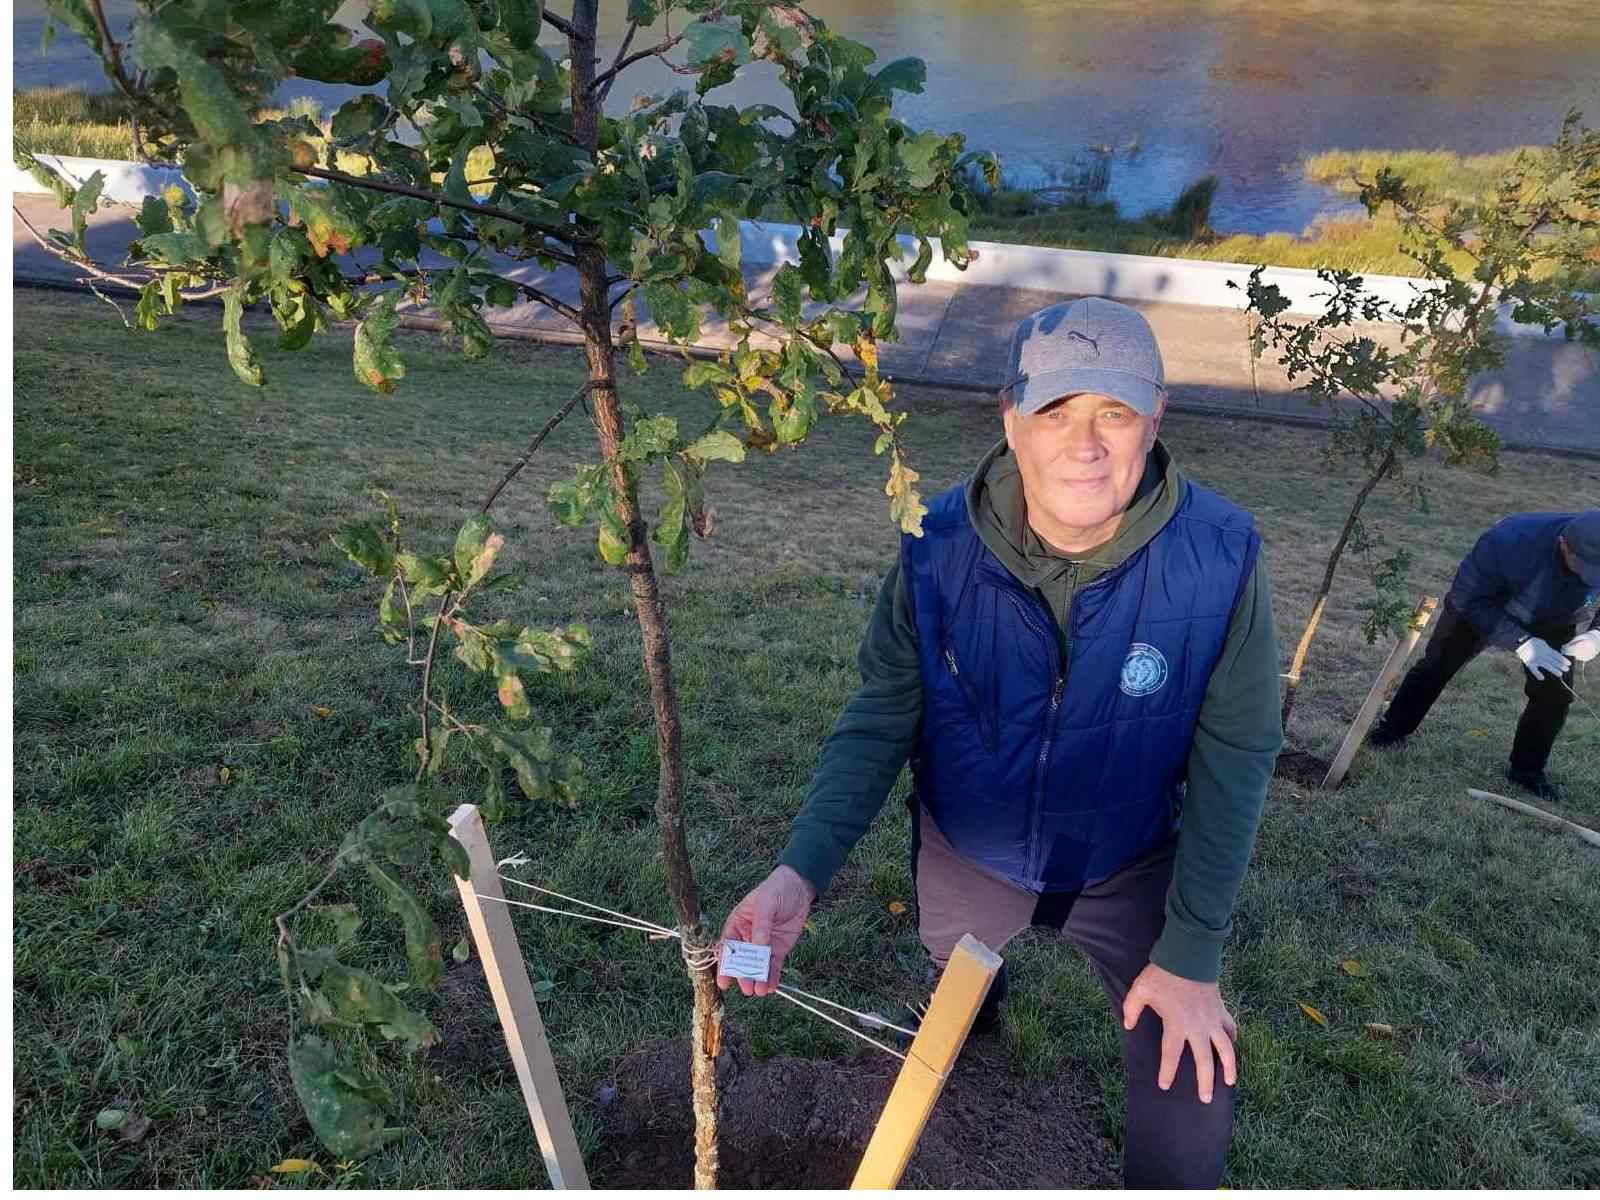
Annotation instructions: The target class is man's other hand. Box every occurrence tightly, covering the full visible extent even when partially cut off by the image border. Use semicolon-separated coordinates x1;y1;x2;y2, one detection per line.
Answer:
1122;962;1238;1104
1561;630;1600;663
1516;637;1572;680
717;865;816;997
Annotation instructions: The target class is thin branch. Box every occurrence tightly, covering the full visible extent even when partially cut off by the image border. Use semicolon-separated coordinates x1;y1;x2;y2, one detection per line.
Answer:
291;165;592;250
592;32;685;98
414;593;456;783
87;0;136;98
481;379;602;513
542;8;578;38
474;85;582;148
595;20;642;106
609;281;638;311
13;204;231;298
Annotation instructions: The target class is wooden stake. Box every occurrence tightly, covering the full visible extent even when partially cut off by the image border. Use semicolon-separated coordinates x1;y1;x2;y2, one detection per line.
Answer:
1466;788;1600;848
449;804;590;1189
851;934;1003;1190
1321;595;1438;790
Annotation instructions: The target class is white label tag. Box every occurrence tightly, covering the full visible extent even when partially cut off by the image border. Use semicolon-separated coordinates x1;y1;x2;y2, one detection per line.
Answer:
719;939;772;982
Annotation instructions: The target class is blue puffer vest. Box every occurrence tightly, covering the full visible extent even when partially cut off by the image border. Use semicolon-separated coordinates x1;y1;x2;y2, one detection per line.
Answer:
904;478;1260;893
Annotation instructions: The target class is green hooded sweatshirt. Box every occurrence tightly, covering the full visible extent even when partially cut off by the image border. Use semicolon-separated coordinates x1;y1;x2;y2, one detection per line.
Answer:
778;438;1283;983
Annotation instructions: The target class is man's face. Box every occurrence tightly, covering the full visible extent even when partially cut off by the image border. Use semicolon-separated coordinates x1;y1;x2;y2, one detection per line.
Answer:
1002;391;1163;553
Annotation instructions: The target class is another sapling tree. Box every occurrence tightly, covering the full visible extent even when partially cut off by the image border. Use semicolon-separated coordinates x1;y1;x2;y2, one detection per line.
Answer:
31;0;997;1183
1235;111;1599;732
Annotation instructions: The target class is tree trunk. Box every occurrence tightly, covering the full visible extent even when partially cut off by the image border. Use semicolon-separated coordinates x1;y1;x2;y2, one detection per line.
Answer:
1280;447;1397;731
568;3;721;1187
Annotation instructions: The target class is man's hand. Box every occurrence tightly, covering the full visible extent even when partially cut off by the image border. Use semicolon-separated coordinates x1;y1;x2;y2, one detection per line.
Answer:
1122;962;1238;1104
1561;630;1600;664
717;865;816;997
1516;637;1572;680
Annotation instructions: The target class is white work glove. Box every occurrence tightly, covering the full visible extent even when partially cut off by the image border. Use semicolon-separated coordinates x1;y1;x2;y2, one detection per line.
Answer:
1561;630;1600;663
1515;637;1571;680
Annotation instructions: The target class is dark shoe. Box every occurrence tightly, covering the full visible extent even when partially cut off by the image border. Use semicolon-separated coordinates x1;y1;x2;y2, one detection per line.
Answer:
1366;719;1408;749
1506;768;1562;802
906;962;1009;1038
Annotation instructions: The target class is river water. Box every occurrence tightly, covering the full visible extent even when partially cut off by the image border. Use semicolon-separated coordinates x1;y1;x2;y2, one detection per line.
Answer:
15;1;1600;233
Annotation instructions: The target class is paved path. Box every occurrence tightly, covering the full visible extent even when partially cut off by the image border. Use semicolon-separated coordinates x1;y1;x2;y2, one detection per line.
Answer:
14;192;1599;456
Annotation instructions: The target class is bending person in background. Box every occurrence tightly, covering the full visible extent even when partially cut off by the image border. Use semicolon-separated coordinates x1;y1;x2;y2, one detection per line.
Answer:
1369;510;1600;800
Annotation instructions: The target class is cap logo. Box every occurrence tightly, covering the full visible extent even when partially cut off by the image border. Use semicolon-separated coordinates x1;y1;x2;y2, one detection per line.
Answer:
1066;330;1101;356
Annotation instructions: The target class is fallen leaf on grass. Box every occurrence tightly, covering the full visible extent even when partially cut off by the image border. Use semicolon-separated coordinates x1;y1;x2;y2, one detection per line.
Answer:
310;705;334;719
270;1159;323;1175
96;1108;127;1131
1363;1022;1396;1039
118;1114;153;1143
1466;729;1488;738
886;900;907;915
1341;959;1372;977
452;937;471;964
219;766;232;784
1298;1002;1329;1028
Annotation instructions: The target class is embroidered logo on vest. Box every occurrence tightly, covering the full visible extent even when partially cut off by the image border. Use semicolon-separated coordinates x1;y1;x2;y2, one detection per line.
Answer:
1119;643;1169;697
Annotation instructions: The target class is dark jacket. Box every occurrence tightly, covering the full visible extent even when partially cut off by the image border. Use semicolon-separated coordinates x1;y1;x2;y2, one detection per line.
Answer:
1448;513;1600;648
904;476;1259;894
778;440;1283;982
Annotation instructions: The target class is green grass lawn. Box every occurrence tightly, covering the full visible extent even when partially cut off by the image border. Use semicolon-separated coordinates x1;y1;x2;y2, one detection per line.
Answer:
12;287;1600;1188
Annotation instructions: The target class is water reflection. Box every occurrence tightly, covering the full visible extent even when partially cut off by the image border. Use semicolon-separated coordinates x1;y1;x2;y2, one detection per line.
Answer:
14;0;1599;233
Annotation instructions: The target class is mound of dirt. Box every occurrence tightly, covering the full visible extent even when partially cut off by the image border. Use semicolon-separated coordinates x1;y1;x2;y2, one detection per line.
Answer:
596;1027;1118;1189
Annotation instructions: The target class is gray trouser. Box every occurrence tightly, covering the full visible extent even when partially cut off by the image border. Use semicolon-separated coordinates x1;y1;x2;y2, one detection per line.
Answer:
913;805;1234;1189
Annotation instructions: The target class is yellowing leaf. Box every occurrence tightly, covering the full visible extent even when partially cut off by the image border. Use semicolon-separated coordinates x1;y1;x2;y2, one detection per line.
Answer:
1299;1002;1329;1028
886;900;907;916
219;766;232;784
1465;728;1488;738
311;705;334;718
270;1159;322;1174
1363;1022;1396;1039
1341;959;1372;977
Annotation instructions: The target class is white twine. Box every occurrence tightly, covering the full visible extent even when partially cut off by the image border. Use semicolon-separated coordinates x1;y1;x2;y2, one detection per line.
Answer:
481;871;920;1064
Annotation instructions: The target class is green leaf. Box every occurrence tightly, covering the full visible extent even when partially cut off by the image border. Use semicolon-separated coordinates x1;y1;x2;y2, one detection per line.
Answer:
452;936;471;964
487;726;565;803
714;215;742;272
618;415;679;462
96;1108;128;1132
597;504;630;566
653;460;689;573
354;292;406;394
342;785;471;881
868;56;927;99
222;285;265;387
366;863;444;990
907;235;934;285
453;513;503;587
70;169;105;251
682;361;733;390
397;552;452;596
898;131;945;190
685;18;752;69
135;280;162;332
682;430;746;466
288;1034;389;1159
303;951;440;1051
316;903;364;945
331;95;390;141
15;149;75;208
135;194;174;237
771;263;805;329
333;522;395;577
547;465;610;527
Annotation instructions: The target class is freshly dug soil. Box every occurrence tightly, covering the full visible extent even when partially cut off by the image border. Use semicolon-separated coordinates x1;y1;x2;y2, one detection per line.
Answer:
595;1027;1118;1189
1274;748;1333;788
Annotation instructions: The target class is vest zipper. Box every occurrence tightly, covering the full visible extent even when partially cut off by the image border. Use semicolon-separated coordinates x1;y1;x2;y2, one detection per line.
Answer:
1025;562;1077;882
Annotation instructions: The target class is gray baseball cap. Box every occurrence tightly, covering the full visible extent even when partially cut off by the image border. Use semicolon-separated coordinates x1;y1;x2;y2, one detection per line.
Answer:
1004;297;1166;416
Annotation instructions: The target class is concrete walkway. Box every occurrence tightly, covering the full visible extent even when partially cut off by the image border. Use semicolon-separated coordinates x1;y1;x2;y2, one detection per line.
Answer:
14;192;1599;456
